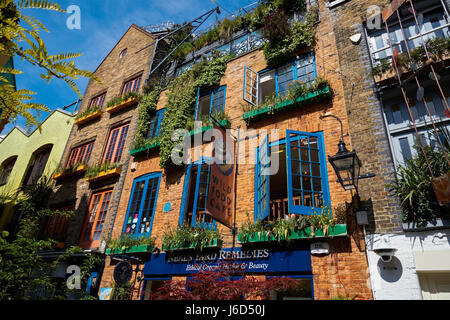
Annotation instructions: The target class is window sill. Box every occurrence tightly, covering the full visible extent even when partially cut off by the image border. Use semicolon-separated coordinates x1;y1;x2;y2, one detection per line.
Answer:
74;110;102;126
237;224;347;244
130;140;161;157
186;119;231;138
162;238;223;252
106;97;139;114
106;244;153;255
52;165;88;181
242;86;332;123
402;218;450;232
85;167;121;183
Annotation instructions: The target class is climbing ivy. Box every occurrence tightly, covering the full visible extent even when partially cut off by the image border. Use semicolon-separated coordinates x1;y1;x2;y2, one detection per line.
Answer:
263;6;318;67
158;53;231;168
132;85;162;150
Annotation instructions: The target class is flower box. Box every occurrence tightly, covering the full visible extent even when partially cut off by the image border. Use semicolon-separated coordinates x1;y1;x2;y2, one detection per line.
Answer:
74;110;102;126
237;224;347;244
105;244;153;255
52;164;88;181
242;86;331;122
186;119;231;138
162;238;223;251
130;140;161;157
85;168;121;183
106;97;139;114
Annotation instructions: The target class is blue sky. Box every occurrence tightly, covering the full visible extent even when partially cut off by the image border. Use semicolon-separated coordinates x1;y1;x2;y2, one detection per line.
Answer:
3;0;255;135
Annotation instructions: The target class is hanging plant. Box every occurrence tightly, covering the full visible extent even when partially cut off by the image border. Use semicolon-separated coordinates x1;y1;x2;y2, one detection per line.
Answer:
158;53;231;168
132;85;162;150
263;5;317;67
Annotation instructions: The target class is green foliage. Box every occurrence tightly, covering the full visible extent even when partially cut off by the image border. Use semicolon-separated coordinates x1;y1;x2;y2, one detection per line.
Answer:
162;224;222;250
167;0;308;64
132;85;162;151
106;234;155;251
371;37;450;76
84;162;121;179
239;212;311;242
243;76;331;114
54;162;84;175
388;144;450;226
0;175;99;300
105;91;141;108
110;282;133;300
263;6;317;67
158;54;231;168
309;206;337;236
74;105;101;121
0;0;98;132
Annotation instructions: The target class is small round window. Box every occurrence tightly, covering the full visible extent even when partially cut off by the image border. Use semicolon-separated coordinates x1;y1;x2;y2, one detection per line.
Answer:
119;48;127;59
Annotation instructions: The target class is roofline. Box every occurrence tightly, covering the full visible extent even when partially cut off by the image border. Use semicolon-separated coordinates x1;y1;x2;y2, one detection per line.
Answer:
0;108;76;144
91;24;157;75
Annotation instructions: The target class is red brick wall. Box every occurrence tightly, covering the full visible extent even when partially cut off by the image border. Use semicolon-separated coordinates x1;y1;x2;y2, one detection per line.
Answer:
99;2;373;300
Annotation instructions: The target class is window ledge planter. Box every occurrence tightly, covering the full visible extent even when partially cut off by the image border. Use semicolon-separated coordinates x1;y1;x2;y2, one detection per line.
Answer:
85;167;122;183
52;164;88;181
74;110;102;126
237;224;347;244
106;244;153;255
186;119;231;138
130;140;161;157
106;97;139;114
243;86;332;123
162;238;223;252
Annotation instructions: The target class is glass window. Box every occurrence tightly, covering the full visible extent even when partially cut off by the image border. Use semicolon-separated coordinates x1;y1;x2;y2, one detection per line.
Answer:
122;76;142;96
23;145;52;186
255;130;330;219
232;34;248;56
79;190;112;248
195;86;226;120
103;123;129;163
0;157;17;185
89;93;106;109
146;109;165;141
256;52;317;104
119;48;127;59
123;172;161;236
67;141;94;167
180;159;215;228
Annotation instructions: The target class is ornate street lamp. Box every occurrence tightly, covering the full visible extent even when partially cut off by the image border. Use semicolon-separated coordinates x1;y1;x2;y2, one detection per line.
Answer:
319;114;362;192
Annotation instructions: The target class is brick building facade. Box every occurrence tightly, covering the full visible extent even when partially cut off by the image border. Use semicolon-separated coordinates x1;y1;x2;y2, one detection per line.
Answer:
48;25;156;252
97;1;374;300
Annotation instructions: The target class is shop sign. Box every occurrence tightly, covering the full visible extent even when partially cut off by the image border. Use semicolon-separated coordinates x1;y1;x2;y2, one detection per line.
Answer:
143;246;311;276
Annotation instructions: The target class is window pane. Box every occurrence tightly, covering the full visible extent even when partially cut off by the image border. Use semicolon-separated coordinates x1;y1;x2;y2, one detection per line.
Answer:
196;94;211;120
277;63;294;97
259;70;276;104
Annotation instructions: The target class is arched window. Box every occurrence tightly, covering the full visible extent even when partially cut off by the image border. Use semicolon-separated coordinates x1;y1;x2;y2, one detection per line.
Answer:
0;156;17;185
23;145;53;186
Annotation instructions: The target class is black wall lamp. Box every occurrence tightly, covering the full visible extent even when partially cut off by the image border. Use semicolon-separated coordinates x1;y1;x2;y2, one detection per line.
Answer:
319;114;374;193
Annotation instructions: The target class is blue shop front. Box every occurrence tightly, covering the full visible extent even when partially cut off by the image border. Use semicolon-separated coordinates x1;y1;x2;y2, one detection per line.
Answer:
141;244;314;300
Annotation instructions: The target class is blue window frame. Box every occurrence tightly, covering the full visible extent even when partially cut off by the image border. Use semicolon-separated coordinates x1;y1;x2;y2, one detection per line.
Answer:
179;158;216;229
286;130;330;215
257;52;317;104
255;130;330;220
194;86;226;121
255;134;270;221
146;108;165;140
122;172;162;236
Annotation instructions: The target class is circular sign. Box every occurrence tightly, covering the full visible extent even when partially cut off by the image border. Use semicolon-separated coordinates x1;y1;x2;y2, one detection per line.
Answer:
113;261;133;285
163;202;172;213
